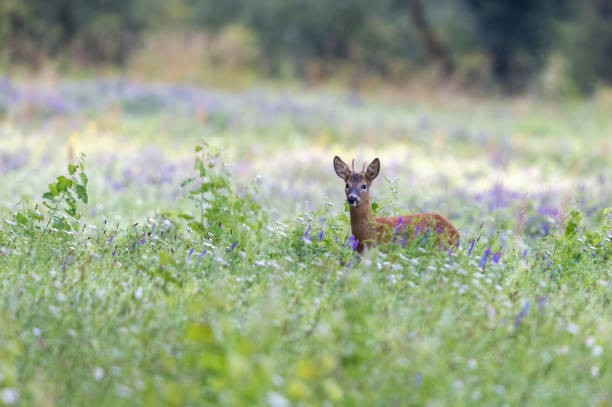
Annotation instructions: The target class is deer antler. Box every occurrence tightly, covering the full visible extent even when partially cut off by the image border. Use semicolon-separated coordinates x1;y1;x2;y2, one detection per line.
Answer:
362;162;367;173
351;158;355;172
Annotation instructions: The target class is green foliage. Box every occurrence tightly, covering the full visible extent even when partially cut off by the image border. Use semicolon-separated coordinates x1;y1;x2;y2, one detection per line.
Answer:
14;154;89;234
178;142;267;253
40;154;89;233
2;0;612;90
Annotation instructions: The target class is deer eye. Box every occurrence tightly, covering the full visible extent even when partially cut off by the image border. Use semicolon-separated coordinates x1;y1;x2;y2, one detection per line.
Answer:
345;183;349;189
361;184;367;189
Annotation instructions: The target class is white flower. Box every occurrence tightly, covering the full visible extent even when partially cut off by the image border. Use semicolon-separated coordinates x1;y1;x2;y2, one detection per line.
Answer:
134;287;143;299
57;292;67;302
586;336;595;347
115;384;131;398
468;359;478;369
566;322;579;335
267;392;289;407
494;385;505;395
32;327;41;337
1;388;19;404
593;345;603;357
94;367;105;381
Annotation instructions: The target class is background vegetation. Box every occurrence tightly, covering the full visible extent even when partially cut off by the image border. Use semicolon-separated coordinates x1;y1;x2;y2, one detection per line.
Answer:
1;0;611;92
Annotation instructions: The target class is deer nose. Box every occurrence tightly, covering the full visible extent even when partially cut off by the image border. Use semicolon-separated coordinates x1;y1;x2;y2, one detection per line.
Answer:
347;195;358;205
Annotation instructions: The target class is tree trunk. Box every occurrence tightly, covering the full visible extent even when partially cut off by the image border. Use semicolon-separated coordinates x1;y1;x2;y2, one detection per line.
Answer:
406;0;455;76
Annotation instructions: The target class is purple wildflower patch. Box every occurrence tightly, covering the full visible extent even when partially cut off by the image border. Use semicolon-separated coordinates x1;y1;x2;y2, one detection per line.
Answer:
479;245;491;268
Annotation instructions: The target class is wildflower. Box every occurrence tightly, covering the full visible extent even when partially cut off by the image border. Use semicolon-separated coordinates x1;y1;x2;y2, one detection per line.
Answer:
197;249;207;267
108;234;114;244
1;388;19;404
522;248;528;258
230;242;238;251
134;287;143;299
514;300;530;328
112;250;116;257
492;252;501;263
318;230;324;242
593;345;603;357
400;236;407;248
187;248;194;262
303;225;311;238
94;367;105;381
479;245;491;268
416;224;420;237
566;322;579;335
538;295;547;310
394;217;405;234
352;239;360;251
437;225;443;234
468;238;476;256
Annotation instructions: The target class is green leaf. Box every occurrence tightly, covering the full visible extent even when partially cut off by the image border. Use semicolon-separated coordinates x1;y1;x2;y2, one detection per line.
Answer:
68;164;77;175
76;185;88;204
42;192;54;201
56;176;72;192
79;172;88;186
371;202;379;215
48;183;58;197
195;145;203;152
16;212;28;224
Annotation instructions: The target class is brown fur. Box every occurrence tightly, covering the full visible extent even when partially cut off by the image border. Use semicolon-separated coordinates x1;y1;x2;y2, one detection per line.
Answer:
334;156;460;252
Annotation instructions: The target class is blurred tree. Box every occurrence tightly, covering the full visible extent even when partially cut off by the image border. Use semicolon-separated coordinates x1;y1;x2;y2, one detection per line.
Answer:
406;0;454;76
461;0;562;89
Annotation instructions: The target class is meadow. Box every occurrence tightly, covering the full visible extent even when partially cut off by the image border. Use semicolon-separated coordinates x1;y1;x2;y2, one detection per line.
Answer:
0;77;611;406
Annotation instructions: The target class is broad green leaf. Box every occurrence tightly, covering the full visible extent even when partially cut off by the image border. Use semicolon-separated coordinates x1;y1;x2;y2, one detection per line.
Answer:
68;164;77;175
56;176;72;192
48;183;58;197
79;172;88;186
76;185;88;203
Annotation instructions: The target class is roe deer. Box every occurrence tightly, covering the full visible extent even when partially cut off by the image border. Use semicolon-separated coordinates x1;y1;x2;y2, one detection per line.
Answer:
333;156;460;252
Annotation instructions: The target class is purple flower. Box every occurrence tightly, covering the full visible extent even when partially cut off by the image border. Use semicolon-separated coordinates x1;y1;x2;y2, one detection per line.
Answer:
479;245;491;268
345;235;355;248
318;231;324;242
514;300;531;328
108;234;114;244
347;260;353;270
394;217;405;234
112;250;116;257
415;224;420;237
492;252;501;263
187;248;194;261
400;236;407;248
198;249;207;266
352;239;360;251
303;225;311;238
230;242;238;251
522;249;528;258
437;225;443;234
538;295;547;310
468;238;476;256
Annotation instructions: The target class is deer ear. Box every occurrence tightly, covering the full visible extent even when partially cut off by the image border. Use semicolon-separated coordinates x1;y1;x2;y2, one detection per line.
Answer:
365;158;380;181
333;156;351;180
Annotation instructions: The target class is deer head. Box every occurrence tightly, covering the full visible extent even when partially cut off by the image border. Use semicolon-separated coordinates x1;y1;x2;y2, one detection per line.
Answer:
333;156;380;207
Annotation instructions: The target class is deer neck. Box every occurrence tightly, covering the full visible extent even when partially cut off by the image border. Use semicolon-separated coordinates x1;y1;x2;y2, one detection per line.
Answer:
349;196;376;243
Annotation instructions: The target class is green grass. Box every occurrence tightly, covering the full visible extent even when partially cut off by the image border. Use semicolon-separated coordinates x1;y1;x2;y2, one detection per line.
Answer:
0;81;611;406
